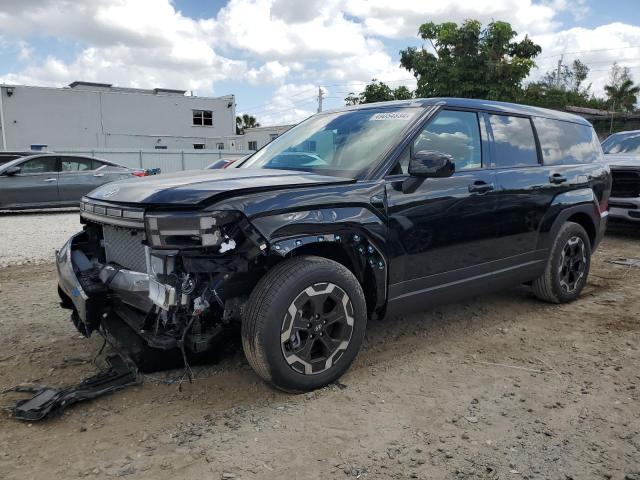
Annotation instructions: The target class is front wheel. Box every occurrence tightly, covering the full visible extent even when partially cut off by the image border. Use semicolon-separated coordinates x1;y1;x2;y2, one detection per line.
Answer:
242;256;367;392
532;221;591;303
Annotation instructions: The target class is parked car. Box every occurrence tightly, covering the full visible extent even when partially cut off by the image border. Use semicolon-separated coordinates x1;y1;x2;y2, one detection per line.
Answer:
601;130;640;222
205;158;241;169
56;98;610;392
0;154;150;210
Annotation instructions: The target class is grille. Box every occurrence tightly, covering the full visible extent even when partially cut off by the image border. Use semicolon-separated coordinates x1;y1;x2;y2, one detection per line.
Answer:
103;225;147;273
611;169;640;198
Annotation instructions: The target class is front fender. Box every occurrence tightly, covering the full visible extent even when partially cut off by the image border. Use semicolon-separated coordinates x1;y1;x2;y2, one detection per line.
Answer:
250;207;388;315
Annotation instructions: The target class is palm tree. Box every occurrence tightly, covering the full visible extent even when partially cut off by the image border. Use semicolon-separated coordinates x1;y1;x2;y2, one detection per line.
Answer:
605;78;640;112
236;114;260;134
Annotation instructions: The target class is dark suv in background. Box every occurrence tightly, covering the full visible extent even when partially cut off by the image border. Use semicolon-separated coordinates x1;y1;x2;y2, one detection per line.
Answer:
56;98;611;392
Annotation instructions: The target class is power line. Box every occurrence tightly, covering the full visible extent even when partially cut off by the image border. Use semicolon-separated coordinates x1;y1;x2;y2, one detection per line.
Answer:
537;45;640;60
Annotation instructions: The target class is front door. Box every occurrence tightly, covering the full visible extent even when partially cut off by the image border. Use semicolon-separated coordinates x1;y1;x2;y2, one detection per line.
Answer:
0;156;60;208
384;109;500;309
58;157;108;203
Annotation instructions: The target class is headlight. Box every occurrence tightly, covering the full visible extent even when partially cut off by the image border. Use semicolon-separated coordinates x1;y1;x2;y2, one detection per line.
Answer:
144;210;241;249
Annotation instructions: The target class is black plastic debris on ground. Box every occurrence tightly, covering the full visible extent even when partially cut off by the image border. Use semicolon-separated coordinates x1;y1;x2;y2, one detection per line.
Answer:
10;354;139;421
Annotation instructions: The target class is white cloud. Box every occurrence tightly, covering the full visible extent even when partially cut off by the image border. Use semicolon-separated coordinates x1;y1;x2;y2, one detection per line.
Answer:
344;0;561;39
0;0;638;125
0;0;246;93
243;83;320;125
530;23;640;95
247;61;291;85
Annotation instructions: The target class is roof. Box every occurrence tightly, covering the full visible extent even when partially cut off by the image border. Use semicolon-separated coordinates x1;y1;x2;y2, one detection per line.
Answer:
341;97;592;126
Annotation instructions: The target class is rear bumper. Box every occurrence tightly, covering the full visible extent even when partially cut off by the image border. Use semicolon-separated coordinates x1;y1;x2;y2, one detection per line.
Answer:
609;196;640;222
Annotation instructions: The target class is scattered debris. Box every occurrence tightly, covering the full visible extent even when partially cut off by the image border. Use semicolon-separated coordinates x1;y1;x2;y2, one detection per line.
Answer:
7;355;139;421
607;258;640;268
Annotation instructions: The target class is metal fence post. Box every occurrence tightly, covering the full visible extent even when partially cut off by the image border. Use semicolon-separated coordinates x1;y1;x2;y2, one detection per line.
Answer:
181;150;185;170
139;150;143;168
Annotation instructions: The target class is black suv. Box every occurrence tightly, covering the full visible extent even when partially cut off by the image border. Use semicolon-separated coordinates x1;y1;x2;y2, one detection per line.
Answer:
56;98;611;392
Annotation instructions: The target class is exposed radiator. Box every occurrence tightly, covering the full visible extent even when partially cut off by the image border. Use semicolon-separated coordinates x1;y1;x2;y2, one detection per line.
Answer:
102;225;147;273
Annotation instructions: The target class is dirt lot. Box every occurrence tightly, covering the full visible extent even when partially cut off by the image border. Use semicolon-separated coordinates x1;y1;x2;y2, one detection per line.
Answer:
0;223;639;480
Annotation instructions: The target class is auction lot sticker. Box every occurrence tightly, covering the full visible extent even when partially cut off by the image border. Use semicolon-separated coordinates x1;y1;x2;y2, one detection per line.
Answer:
369;111;412;121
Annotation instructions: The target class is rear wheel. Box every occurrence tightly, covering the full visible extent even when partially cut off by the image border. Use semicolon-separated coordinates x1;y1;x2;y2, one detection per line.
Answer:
532;222;591;303
242;256;367;392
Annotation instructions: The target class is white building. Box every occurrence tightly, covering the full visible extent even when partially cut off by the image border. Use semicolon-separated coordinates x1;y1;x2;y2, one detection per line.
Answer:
0;81;237;151
240;124;295;151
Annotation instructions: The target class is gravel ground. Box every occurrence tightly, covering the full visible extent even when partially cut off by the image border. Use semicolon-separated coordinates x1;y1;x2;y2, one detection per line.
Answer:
0;223;638;479
0;210;81;267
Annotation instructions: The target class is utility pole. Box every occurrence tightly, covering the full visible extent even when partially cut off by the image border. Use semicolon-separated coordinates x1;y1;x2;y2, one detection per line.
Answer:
317;86;324;113
556;55;563;89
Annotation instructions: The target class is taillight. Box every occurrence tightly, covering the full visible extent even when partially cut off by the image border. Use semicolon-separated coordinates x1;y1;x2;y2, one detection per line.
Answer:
132;171;147;177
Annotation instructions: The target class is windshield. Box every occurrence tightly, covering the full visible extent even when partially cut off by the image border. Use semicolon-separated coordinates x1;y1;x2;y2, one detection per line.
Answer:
602;132;640;154
240;107;422;177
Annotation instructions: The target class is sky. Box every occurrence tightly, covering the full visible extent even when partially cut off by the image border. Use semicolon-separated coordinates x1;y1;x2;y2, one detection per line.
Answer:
0;0;639;126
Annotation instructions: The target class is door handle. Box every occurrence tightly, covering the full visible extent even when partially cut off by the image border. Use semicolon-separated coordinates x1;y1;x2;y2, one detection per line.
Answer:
468;181;494;193
43;178;57;182
93;173;104;177
549;173;567;184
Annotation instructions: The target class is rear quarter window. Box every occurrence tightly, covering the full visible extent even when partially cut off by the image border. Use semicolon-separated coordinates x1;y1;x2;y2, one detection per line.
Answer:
533;118;602;165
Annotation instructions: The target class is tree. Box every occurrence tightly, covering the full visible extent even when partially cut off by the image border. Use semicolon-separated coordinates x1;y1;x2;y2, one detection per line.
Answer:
540;59;591;93
236;114;260;135
399;20;541;101
604;63;640;112
517;59;607;110
344;79;413;105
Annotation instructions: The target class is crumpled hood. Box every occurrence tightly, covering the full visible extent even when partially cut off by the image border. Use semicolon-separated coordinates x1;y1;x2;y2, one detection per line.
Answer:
86;168;353;206
604;153;640;168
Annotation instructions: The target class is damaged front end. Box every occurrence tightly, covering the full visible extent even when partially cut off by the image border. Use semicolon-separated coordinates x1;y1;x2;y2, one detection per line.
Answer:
56;198;268;368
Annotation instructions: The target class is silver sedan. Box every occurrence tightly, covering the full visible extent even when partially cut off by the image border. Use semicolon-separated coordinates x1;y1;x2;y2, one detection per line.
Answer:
0;154;147;210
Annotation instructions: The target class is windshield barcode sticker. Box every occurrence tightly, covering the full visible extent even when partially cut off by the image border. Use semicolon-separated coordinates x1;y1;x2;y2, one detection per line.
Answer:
370;112;412;121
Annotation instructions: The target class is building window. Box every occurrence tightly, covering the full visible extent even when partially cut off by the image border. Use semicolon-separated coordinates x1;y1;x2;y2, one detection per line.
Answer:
248;141;258;150
269;133;278;142
193;143;205;149
193;110;213;126
216;143;225;150
154;145;167;150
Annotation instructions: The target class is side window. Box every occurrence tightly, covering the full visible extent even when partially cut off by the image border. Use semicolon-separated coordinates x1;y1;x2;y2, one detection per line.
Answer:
91;159;106;169
488;114;538;168
19;157;58;174
61;157;93;172
533;118;601;165
393;109;482;175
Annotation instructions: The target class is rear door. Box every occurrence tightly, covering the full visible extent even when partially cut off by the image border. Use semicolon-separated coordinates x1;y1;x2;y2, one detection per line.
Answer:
0;156;60;208
385;108;500;307
486;113;554;263
58;156;109;203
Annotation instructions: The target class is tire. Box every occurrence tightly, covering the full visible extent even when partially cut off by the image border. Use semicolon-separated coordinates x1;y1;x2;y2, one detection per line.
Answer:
532;221;591;303
242;255;367;392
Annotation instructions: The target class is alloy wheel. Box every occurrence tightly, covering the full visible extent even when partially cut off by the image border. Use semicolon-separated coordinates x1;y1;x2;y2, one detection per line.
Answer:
280;282;354;375
558;236;587;293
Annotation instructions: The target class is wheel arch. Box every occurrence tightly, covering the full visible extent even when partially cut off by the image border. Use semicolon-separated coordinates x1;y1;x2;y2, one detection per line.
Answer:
537;189;601;252
268;232;388;318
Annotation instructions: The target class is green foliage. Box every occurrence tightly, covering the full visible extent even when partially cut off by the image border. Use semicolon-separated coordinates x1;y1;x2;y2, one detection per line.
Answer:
344;79;414;105
517;60;608;110
605;63;640;112
399;20;541;101
236;114;260;135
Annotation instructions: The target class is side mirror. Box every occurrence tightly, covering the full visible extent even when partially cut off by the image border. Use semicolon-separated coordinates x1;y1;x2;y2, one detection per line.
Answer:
4;166;21;176
408;150;455;178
